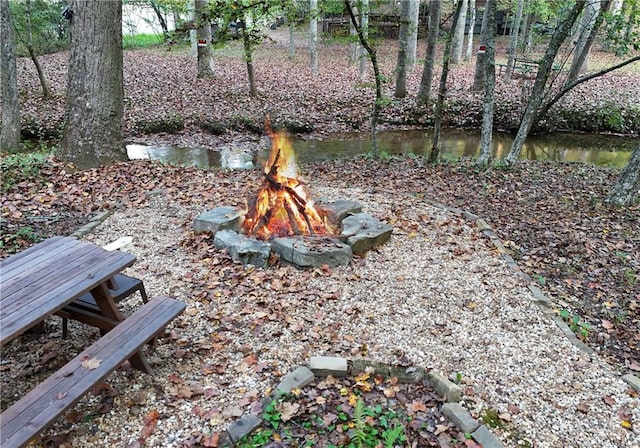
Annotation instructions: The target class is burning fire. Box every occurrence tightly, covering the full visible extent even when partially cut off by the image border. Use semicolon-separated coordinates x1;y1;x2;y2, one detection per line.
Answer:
241;121;336;240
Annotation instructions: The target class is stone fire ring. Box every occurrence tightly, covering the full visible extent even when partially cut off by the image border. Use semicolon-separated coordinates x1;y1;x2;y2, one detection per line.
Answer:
193;200;393;268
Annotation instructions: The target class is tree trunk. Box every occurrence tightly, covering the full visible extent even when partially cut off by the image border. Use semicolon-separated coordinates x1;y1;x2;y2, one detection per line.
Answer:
345;0;381;159
477;0;496;169
349;7;359;65
464;0;476;61
150;0;169;40
503;0;524;82
288;23;296;60
24;0;51;99
472;2;490;91
567;0;607;83
358;0;369;79
607;143;640;207
0;0;20;152
195;0;214;78
416;0;440;106
504;1;586;166
309;0;318;75
451;0;468;64
407;0;419;71
430;0;464;163
59;0;127;169
394;0;411;98
242;27;257;97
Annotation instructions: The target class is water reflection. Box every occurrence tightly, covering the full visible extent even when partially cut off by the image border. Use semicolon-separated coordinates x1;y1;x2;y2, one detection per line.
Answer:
127;129;636;170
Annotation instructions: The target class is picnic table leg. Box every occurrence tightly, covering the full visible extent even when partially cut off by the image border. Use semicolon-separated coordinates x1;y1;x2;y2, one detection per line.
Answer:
90;283;153;373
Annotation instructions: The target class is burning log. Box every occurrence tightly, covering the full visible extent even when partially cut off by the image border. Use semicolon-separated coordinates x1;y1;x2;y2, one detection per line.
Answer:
241;122;336;240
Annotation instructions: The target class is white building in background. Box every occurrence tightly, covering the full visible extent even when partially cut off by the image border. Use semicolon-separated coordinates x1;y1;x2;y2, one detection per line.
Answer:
122;4;175;36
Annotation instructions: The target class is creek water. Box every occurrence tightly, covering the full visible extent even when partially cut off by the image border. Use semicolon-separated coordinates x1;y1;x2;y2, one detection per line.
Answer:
127;129;637;170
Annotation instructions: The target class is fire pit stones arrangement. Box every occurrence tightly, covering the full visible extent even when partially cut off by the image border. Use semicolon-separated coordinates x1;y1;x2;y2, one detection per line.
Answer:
193;200;393;268
193;122;392;268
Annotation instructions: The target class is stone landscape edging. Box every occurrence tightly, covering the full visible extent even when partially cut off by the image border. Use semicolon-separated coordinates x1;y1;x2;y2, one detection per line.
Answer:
216;356;504;448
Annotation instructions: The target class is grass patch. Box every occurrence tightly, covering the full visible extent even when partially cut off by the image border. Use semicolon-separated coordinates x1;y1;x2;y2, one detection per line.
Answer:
123;33;164;49
1;152;50;192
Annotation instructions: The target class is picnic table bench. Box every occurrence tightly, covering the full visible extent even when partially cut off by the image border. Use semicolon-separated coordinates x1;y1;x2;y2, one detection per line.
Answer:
497;57;540;78
0;236;186;447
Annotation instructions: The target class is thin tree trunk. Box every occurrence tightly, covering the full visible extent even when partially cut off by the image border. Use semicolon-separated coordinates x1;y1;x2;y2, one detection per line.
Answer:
309;0;318;75
288;22;295;60
451;0;468;64
349;4;359;64
416;0;440;106
430;0;464;163
394;0;411;98
477;0;496;169
606;143;640;207
150;0;169;40
504;1;586;166
567;0;608;83
358;0;369;79
345;0;381;159
1;0;20;152
59;0;127;169
464;0;476;61
242;27;257;97
503;0;524;82
472;2;489;91
407;0;419;70
22;0;51;99
195;0;214;78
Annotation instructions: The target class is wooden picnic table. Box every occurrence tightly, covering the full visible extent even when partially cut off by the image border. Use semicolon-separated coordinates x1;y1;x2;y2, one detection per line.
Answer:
0;235;186;447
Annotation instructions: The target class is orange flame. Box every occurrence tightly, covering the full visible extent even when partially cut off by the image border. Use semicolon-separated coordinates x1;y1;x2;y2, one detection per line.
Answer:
241;121;335;240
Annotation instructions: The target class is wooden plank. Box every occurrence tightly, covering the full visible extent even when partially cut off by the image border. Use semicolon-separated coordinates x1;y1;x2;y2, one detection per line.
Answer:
0;252;136;344
0;296;185;448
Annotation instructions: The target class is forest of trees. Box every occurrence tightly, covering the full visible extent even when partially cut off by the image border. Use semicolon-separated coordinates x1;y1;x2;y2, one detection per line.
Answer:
1;0;638;204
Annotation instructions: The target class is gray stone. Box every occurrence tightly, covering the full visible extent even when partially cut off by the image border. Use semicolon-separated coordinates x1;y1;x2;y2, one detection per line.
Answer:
622;374;640;392
226;415;262;442
441;402;480;433
341;213;393;254
472;425;504;448
193;207;242;234
214;230;271;267
309;356;348;377
316;199;363;223
277;366;315;393
427;371;462;402
271;237;352;267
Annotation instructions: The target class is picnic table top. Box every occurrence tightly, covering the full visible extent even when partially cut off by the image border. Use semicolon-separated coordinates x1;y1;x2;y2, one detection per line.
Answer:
0;236;136;345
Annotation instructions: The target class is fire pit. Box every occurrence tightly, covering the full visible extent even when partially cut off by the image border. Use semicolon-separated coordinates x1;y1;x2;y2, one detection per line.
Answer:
193;122;392;268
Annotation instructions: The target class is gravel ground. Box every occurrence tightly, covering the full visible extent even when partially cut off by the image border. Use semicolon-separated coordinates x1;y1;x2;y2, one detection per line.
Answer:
2;188;639;448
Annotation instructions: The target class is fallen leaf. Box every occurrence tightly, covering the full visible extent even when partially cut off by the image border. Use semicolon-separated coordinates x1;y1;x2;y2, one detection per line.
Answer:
81;357;102;370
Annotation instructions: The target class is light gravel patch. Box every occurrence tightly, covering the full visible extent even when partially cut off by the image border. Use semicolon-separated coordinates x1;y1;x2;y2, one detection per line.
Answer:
2;190;638;448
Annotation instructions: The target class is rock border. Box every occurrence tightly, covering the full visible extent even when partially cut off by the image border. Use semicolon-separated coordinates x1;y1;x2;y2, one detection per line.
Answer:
217;356;504;448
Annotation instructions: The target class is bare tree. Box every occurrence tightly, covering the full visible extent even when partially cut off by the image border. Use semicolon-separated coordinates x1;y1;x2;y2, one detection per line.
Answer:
503;0;524;82
464;0;476;61
1;0;20;152
407;0;420;70
504;1;586;166
15;0;52;99
472;0;489;91
416;0;440;106
59;0;127;169
310;0;318;75
345;0;382;158
394;0;411;98
195;0;214;78
567;0;608;83
451;0;468;64
358;0;369;79
477;0;496;169
429;0;464;163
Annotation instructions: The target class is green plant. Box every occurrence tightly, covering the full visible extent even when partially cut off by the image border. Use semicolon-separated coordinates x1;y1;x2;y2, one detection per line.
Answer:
1;152;49;192
135;115;185;134
559;309;591;340
533;274;547;286
481;408;506;429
